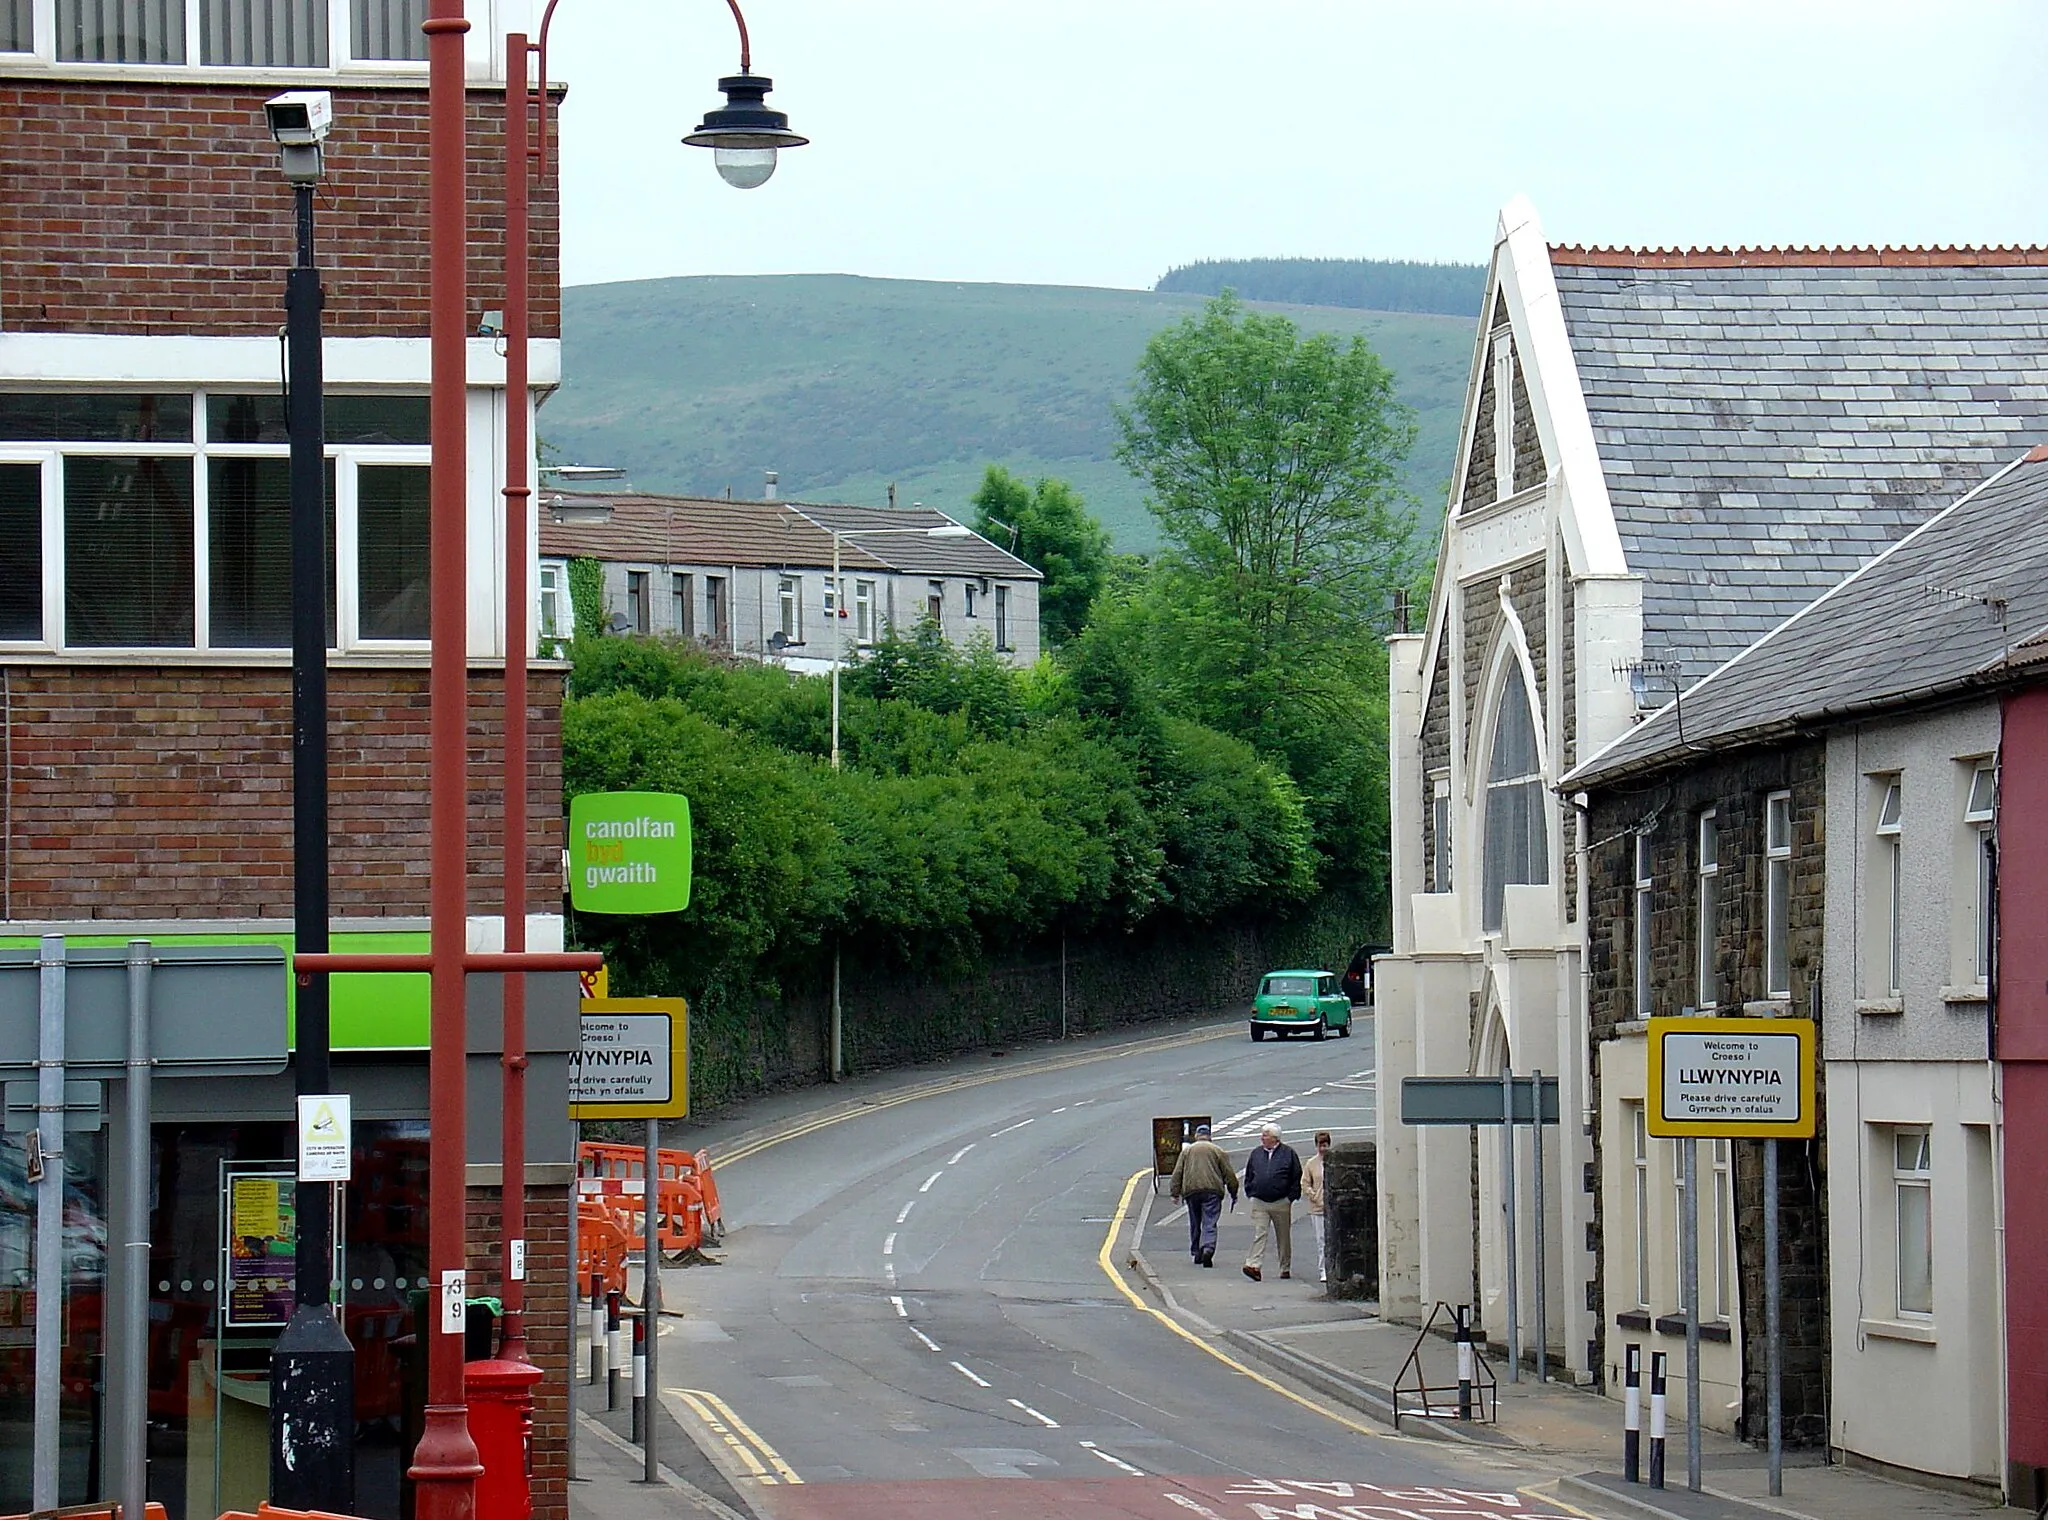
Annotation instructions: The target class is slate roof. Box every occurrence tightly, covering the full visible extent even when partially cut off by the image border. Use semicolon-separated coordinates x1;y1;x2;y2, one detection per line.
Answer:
1548;249;2048;680
1568;449;2048;788
787;503;1040;580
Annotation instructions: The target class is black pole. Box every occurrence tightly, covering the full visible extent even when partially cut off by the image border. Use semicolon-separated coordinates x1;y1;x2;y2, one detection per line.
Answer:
271;175;356;1512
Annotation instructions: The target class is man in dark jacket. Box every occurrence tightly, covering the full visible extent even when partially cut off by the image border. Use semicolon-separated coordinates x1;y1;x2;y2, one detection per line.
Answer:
1240;1123;1302;1282
1168;1124;1238;1267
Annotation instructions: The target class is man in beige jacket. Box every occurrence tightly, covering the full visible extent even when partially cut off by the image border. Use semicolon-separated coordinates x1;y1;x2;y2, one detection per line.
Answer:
1302;1130;1333;1283
1169;1124;1239;1267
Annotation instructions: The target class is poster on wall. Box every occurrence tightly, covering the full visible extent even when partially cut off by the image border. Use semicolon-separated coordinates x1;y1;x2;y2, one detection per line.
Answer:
222;1165;298;1329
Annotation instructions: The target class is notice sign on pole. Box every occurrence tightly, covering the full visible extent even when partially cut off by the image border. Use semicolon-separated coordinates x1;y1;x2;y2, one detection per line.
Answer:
568;791;692;914
297;1093;352;1182
571;998;689;1120
1648;1016;1815;1139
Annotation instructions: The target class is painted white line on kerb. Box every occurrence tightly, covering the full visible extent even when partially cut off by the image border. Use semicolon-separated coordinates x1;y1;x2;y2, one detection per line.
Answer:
951;1361;991;1388
896;1201;915;1224
910;1327;942;1352
920;1172;943;1193
1080;1441;1143;1475
890;1296;907;1318
948;1143;976;1165
989;1118;1034;1138
1008;1398;1060;1429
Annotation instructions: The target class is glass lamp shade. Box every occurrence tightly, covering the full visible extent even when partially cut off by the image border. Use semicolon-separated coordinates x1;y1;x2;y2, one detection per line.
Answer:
713;146;778;190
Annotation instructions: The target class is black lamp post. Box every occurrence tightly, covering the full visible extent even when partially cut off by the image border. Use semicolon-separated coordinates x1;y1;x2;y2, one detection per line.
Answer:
262;87;356;1514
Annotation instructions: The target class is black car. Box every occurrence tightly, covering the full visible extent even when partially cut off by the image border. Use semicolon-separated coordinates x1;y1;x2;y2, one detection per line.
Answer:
1339;944;1387;1007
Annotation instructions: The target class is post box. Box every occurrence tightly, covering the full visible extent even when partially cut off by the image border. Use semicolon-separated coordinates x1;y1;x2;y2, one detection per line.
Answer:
464;1356;544;1520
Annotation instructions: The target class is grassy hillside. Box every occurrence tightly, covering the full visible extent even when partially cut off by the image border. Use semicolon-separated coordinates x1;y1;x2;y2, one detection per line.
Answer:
1155;256;1487;316
549;274;1476;551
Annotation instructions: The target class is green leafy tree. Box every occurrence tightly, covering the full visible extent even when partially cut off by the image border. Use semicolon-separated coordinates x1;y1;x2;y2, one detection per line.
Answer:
969;466;1112;646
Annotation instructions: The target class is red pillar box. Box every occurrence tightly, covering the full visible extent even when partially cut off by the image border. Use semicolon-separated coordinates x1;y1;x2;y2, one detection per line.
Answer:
464;1357;545;1520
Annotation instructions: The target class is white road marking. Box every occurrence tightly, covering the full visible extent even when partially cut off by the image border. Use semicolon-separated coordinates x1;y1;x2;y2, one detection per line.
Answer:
1008;1398;1060;1428
883;1233;897;1256
1080;1441;1143;1475
1164;1494;1226;1519
884;1263;896;1284
989;1118;1034;1138
910;1327;942;1352
896;1201;915;1224
890;1295;907;1318
948;1143;976;1165
950;1360;990;1387
1050;1106;1066;1114
920;1171;943;1192
1157;1205;1187;1226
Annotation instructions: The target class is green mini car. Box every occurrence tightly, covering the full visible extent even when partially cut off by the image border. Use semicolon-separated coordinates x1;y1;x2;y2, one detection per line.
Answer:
1249;969;1352;1041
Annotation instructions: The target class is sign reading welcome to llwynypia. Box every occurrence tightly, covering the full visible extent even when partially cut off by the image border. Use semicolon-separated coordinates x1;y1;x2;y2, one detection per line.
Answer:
1647;1015;1814;1139
570;998;689;1119
568;791;692;914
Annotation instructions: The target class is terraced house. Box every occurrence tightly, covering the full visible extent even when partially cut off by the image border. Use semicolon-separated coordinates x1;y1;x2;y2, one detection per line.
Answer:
1;8;577;1516
1374;196;2048;1426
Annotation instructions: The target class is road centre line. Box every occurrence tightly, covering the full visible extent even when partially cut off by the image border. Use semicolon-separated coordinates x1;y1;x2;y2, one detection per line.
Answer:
883;1233;896;1256
884;1263;896;1283
951;1360;991;1388
989;1118;1034;1137
1080;1441;1144;1475
890;1295;907;1318
896;1200;915;1224
920;1171;943;1192
675;1388;804;1485
910;1327;942;1352
948;1143;976;1164
1008;1398;1060;1428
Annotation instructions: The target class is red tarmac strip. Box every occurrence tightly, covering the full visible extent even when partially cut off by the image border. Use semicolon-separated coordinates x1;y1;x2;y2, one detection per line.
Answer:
759;1474;1573;1520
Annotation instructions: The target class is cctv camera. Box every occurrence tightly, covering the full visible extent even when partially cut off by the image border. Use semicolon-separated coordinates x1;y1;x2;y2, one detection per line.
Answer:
265;90;333;147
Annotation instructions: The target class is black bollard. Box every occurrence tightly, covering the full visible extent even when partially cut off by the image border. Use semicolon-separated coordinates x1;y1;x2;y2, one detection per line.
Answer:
607;1290;623;1411
1649;1351;1668;1490
1623;1342;1642;1482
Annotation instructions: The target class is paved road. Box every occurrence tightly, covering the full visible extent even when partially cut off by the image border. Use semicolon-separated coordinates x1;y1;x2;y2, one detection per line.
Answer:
658;1020;1578;1520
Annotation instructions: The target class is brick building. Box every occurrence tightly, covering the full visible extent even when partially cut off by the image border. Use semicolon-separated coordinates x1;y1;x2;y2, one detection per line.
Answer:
1;12;573;1518
1375;195;2048;1403
1572;451;2048;1490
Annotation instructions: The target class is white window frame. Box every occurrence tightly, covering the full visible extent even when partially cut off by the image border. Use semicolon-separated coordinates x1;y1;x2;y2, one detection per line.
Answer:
625;569;649;634
670;572;692;638
536;562;563;641
14;0;431;68
1711;1137;1732;1320
1893;1126;1932;1318
1765;791;1792;998
993;583;1011;650
1431;775;1452;894
963;582;977;618
854;578;877;645
1696;809;1719;1010
1634;829;1653;1019
1631;1103;1650;1310
703;575;728;644
1876;779;1903;997
1965;763;1995;985
777;574;802;643
1491;327;1515;503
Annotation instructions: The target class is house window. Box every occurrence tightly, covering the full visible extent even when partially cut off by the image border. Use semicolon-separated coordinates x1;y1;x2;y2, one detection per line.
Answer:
35;0;423;64
854;579;877;644
1;0;29;52
1765;791;1792;998
1431;776;1452;893
1481;668;1546;932
1634;830;1653;1019
963;582;977;618
671;573;693;638
1711;1138;1732;1320
1894;1127;1933;1317
778;575;801;643
65;456;196;646
994;585;1011;650
537;564;563;640
349;0;424;60
1631;1103;1650;1309
201;0;325;67
1696;809;1719;1009
354;463;429;641
1965;763;1995;983
927;580;944;623
625;571;649;634
208;456;335;647
704;576;728;644
0;464;44;640
1876;779;1903;997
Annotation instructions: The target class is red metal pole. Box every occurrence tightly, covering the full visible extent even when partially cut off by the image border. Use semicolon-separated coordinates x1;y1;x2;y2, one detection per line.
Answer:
498;27;534;1365
409;0;483;1509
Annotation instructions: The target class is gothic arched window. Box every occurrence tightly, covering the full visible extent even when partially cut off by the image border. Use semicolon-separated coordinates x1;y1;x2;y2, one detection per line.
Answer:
1483;669;1548;931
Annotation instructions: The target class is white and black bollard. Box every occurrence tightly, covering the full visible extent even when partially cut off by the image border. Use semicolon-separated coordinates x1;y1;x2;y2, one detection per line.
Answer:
607;1289;625;1411
1623;1342;1642;1483
1455;1306;1475;1420
1649;1351;1668;1490
589;1271;606;1386
630;1313;648;1443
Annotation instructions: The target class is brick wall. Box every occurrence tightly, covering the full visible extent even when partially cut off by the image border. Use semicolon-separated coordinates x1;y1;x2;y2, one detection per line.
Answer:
1510;351;1545;493
1584;742;1830;1442
0;663;564;918
0;80;561;337
465;1181;571;1520
1460;350;1498;507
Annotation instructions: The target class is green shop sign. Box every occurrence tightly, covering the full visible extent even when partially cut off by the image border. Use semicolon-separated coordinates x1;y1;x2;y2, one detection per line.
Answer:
569;791;692;914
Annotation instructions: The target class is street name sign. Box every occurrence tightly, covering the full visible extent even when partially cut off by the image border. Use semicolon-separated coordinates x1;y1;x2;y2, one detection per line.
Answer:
568;791;692;914
570;997;689;1119
1401;1075;1560;1126
1647;1015;1814;1138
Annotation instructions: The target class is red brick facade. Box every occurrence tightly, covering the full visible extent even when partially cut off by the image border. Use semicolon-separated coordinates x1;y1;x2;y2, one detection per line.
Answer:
0;663;565;919
0;80;561;338
467;1182;572;1520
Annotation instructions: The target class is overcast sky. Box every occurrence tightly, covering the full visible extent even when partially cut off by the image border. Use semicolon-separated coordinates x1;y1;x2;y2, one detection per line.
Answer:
545;1;2048;294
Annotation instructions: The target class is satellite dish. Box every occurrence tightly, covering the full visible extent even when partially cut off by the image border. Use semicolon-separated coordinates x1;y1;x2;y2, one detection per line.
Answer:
768;630;790;652
606;612;630;635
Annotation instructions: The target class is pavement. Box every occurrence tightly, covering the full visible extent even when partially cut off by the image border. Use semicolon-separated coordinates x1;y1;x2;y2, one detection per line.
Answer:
1123;1187;2006;1520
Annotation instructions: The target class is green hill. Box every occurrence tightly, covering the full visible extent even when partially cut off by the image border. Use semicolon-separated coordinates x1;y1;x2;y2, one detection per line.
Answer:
1156;256;1488;316
549;274;1477;551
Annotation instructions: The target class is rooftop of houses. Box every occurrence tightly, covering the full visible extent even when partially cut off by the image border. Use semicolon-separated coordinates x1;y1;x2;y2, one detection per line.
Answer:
1568;447;2048;788
1548;244;2048;680
538;494;1039;580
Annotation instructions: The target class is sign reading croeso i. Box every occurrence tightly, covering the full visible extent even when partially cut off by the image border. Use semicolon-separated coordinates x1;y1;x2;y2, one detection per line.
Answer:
568;791;692;914
1647;1015;1815;1139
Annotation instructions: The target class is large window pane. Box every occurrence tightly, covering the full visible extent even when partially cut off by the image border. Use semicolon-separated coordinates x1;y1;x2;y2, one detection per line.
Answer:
65;457;194;646
0;393;191;443
57;0;185;62
358;465;429;640
0;0;29;52
209;458;335;647
207;394;429;446
352;0;425;60
1482;672;1546;931
201;0;325;65
0;465;40;641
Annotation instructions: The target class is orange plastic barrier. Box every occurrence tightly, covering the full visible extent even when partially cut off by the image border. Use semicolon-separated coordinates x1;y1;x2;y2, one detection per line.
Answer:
218;1507;373;1519
577;1199;631;1296
577;1142;722;1260
3;1505;168;1520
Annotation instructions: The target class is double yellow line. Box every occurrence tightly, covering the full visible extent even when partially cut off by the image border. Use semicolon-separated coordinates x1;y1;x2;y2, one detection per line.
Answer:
674;1387;803;1485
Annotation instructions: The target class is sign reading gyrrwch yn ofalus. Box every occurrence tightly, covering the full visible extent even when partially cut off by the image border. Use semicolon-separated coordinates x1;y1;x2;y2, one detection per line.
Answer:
1647;1015;1815;1139
568;791;692;915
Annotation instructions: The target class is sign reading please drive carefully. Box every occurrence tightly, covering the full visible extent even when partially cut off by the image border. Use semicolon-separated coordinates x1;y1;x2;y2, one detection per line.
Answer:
568;791;692;914
1648;1015;1814;1139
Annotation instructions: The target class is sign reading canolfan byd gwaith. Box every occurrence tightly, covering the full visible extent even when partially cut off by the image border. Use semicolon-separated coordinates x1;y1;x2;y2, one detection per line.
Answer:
568;791;692;914
1646;1015;1815;1139
570;997;689;1120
